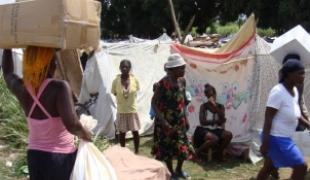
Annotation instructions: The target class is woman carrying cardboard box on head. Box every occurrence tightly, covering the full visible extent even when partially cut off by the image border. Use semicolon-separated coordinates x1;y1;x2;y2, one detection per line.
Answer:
2;47;92;180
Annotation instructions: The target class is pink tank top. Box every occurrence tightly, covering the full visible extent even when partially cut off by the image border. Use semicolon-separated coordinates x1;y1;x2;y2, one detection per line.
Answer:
26;79;76;153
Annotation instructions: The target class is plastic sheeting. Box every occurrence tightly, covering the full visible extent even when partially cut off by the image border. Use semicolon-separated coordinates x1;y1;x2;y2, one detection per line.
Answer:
78;17;269;141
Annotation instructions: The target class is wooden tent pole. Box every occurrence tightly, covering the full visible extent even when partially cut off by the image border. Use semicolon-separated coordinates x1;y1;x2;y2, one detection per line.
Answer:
167;0;182;42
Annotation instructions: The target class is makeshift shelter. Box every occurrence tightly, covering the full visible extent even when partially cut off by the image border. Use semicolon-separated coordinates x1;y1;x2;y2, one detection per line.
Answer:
171;15;257;142
79;15;310;161
79;15;277;143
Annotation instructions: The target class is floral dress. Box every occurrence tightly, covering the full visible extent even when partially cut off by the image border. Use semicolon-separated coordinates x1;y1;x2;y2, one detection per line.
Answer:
152;77;191;161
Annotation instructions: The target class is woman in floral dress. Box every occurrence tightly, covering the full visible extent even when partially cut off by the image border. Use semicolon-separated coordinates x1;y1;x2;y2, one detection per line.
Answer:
152;53;191;179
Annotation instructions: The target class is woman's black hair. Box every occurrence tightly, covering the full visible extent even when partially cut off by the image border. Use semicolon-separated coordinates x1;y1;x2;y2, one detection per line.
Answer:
119;59;132;69
204;83;216;96
279;53;301;82
280;58;305;83
282;53;300;64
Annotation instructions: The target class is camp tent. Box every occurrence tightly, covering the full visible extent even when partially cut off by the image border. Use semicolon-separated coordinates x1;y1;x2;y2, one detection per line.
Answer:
79;15;310;161
79;15;279;143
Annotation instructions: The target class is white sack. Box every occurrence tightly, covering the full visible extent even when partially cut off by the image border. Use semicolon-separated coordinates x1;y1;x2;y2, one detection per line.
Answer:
70;141;117;180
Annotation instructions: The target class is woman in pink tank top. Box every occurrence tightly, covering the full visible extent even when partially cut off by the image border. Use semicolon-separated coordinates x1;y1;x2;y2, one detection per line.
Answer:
2;47;92;180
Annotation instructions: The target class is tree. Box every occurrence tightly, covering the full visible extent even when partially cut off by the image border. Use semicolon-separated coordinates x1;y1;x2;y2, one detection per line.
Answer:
100;0;172;38
99;0;221;38
99;0;310;38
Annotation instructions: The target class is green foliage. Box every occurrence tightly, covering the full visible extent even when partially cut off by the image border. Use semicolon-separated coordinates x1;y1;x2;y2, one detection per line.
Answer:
0;74;28;149
208;22;240;36
190;27;198;38
257;27;276;37
14;153;28;176
93;135;110;152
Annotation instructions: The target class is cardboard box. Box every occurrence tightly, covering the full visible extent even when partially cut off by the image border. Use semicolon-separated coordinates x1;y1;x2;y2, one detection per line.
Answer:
0;0;101;49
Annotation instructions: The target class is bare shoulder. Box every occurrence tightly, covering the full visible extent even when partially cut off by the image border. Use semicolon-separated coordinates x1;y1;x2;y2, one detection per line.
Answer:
48;79;71;93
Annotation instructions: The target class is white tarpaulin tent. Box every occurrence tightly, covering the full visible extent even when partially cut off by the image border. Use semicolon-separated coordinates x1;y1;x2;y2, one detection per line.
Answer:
79;38;172;138
270;25;310;66
79;15;275;142
80;15;310;161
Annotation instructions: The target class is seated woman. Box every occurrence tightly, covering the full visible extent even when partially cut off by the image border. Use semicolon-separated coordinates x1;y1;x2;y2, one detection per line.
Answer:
193;83;232;161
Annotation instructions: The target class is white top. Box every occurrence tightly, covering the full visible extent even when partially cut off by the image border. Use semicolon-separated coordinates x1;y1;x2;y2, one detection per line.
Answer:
203;109;222;130
267;83;301;137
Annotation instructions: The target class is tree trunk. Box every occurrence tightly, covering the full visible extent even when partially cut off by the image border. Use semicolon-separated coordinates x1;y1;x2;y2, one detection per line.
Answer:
181;15;196;44
167;0;182;42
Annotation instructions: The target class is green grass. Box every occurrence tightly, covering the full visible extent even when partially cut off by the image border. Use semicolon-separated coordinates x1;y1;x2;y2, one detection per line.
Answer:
0;74;28;179
124;136;263;180
0;74;28;149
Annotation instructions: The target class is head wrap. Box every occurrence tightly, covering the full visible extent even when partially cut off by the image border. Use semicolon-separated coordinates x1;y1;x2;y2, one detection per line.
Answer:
23;46;55;93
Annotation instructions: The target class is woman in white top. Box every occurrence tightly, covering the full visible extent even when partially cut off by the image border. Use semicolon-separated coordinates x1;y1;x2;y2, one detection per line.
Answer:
257;59;310;180
193;83;232;161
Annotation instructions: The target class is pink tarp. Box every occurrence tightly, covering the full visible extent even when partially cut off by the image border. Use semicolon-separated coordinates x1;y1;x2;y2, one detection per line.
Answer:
104;146;171;180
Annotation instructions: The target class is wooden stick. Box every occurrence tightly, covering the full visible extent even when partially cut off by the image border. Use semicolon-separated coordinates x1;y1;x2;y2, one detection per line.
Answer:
181;15;196;44
167;0;182;42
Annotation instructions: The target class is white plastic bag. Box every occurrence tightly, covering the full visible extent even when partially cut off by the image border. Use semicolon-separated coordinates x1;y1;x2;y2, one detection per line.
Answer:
71;115;117;180
79;114;97;132
70;141;118;180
